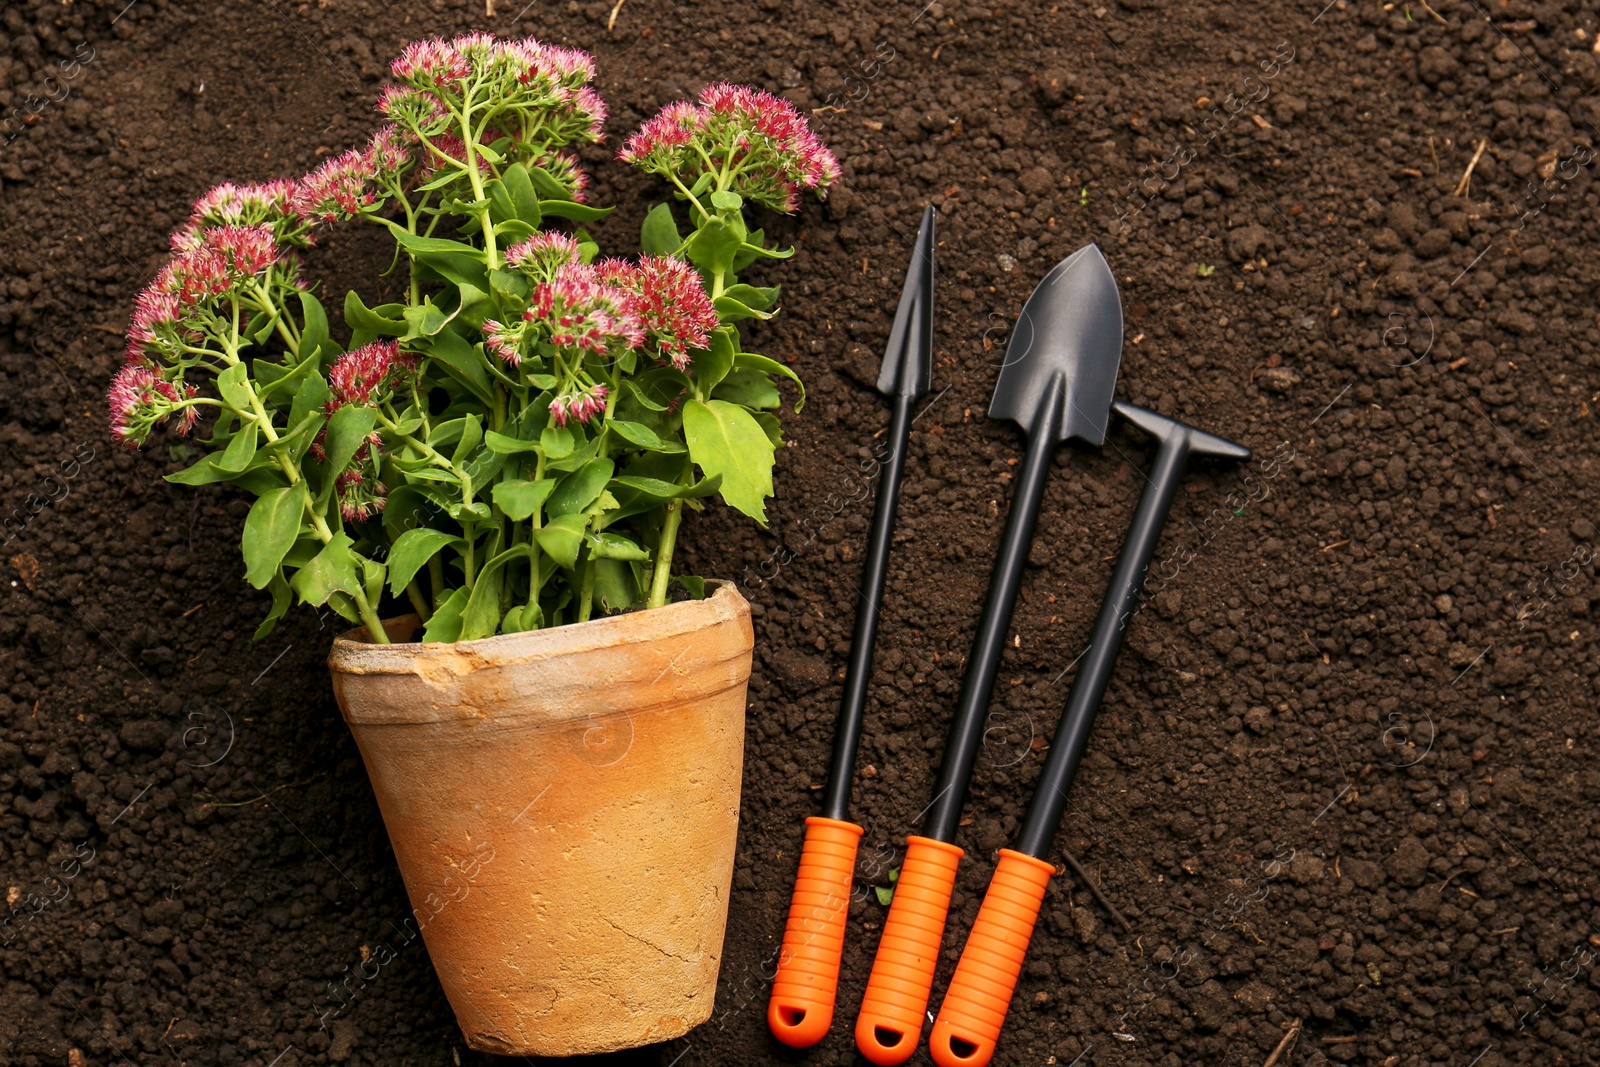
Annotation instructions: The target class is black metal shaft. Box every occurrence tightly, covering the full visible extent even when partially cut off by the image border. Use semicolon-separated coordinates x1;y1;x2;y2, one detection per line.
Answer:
1013;431;1190;858
820;392;918;821
921;387;1063;843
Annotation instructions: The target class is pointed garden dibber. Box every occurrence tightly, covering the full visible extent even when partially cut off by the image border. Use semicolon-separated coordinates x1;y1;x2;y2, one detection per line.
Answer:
767;206;935;1048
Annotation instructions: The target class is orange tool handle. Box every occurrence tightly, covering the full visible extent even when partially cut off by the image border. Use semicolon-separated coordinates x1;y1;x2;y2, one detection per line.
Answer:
928;849;1056;1067
768;817;863;1047
854;836;964;1065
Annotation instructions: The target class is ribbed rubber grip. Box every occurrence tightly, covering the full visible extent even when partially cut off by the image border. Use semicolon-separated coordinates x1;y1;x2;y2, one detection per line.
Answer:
853;836;964;1064
768;817;864;1047
928;849;1056;1067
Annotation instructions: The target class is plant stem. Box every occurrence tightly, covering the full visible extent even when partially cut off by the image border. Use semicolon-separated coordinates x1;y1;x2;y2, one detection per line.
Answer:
428;555;446;609
405;580;432;622
647;499;684;610
353;587;390;645
577;551;595;622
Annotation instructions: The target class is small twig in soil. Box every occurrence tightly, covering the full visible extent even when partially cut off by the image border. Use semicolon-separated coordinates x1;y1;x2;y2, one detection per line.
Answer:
1454;138;1488;197
608;0;626;31
1262;1018;1302;1067
1418;0;1448;24
1061;847;1133;933
194;778;321;808
1321;1035;1359;1045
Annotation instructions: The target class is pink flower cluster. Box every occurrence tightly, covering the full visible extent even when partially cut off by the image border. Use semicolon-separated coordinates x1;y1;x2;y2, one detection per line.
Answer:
107;363;198;449
495;244;719;371
174;180;304;249
327;340;420;411
388;34;606;149
335;465;388;523
293;125;414;222
550;384;608;428
532;149;590;202
522;264;644;357
128;224;281;363
599;256;720;370
505;231;582;279
620;83;840;211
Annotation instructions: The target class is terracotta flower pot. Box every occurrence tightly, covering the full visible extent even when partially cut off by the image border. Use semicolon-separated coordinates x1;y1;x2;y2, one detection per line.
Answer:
326;583;754;1056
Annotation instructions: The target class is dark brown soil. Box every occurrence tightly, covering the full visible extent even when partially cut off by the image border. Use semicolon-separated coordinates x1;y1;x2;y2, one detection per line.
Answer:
3;0;1600;1065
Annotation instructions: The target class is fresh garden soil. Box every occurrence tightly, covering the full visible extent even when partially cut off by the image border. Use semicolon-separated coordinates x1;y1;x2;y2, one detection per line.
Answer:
3;0;1600;1064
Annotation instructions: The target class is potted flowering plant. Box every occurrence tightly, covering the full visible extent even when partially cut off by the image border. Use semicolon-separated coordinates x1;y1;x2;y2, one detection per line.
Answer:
110;33;837;1056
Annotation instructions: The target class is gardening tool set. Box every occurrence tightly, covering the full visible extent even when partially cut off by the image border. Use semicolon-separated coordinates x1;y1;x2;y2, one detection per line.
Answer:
769;214;1251;1066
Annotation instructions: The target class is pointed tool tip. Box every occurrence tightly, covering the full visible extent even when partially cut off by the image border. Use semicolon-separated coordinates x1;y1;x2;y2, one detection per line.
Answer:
877;210;935;399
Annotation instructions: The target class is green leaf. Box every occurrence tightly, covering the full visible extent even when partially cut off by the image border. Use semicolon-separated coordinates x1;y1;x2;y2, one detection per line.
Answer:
216;420;260;473
693;328;737;394
217;362;253;413
344;290;407;336
290;368;331;430
640;202;682;256
610;473;722;502
735;352;806;411
752;410;785;448
538;199;614;222
722;282;779;311
740;241;795;261
713;294;774;322
324;404;377;477
448;501;492;523
544;431;602;473
592;558;640;613
460;545;528;640
299;291;330;361
540;423;574;459
685;217;742;276
402;298;458;340
527;163;574;201
360;555;386;610
455;280;494;329
483;429;542;455
242;484;307;590
503;163;544;221
502;601;543;633
384;222;490;289
574;229;600;264
422;587;469;642
673;574;708;600
606;419;687;454
415;328;493;405
710;189;743;212
385;528;461;596
535;513;588;569
165;452;275;486
712;367;782;410
253;572;293;641
491;478;555;521
588;532;649;561
400;466;462;485
682;399;776;525
486;176;518;226
290;533;361;607
452;413;483;464
547;459;615;517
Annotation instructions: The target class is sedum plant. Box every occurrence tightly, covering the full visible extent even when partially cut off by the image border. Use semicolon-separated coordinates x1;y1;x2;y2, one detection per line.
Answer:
109;34;838;644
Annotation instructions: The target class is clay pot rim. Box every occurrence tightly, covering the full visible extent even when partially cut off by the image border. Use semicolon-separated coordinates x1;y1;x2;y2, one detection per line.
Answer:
328;580;747;675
